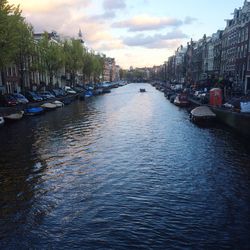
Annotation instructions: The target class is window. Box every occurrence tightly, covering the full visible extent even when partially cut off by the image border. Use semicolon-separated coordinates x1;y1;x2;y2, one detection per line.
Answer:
12;67;16;76
7;67;11;76
247;56;250;70
245;44;248;57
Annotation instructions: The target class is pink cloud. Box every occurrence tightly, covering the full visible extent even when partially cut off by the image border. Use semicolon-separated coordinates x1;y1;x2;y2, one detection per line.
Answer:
103;0;126;10
10;0;90;13
112;15;183;31
122;30;188;48
95;40;124;51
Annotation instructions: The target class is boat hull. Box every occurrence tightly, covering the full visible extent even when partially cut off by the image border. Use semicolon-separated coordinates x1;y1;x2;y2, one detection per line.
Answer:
25;107;44;116
174;101;189;107
0;117;4;126
4;111;24;121
53;101;64;107
190;106;216;126
41;103;57;110
211;107;250;136
174;94;189;107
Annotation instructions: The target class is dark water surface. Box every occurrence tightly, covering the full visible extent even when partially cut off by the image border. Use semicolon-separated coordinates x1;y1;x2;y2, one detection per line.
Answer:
0;83;250;249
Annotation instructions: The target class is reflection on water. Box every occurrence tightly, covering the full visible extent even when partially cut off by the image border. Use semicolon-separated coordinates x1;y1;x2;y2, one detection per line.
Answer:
0;83;250;249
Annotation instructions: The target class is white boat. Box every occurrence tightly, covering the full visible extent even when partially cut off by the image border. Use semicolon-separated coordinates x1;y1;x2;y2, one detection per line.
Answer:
41;102;57;110
4;111;24;121
174;93;189;107
190;106;216;125
0;116;4;126
53;100;64;107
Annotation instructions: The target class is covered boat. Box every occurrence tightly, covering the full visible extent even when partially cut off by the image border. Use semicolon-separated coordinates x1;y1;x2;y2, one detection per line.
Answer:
25;107;44;115
41;102;57;110
53;100;64;107
190;106;216;125
4;111;24;121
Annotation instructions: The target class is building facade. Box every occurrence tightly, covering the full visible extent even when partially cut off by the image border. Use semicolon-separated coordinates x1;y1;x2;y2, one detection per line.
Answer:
165;0;250;94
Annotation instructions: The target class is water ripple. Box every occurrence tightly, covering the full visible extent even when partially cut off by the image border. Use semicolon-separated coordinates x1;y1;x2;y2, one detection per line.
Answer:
0;84;250;249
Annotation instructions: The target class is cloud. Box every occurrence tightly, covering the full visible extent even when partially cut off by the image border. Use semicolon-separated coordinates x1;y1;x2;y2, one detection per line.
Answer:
145;40;185;49
10;0;90;12
95;40;125;51
9;0;116;48
184;16;197;24
87;11;116;21
103;0;126;10
161;30;188;40
87;0;127;22
112;15;183;31
122;30;188;48
114;47;173;69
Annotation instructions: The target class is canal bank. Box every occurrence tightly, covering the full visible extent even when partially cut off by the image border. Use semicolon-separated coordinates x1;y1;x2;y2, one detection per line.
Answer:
0;93;79;117
0;83;250;249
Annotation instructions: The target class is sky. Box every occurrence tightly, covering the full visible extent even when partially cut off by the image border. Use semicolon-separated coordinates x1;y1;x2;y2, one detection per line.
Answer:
9;0;245;69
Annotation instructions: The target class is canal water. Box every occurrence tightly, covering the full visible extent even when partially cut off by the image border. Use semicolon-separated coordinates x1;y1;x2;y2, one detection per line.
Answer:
0;83;250;249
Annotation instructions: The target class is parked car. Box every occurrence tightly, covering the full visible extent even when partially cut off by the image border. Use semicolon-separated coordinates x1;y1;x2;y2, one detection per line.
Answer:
12;93;29;104
38;91;55;100
0;94;19;107
65;86;77;94
51;88;67;97
24;91;43;102
73;86;85;93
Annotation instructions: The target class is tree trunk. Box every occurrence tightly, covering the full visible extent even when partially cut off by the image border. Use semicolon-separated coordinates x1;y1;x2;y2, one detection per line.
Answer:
1;69;6;90
50;74;53;87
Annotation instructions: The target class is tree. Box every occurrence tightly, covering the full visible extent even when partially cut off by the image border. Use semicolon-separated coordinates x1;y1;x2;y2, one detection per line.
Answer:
15;20;35;91
37;32;65;86
119;69;125;80
64;39;85;85
0;0;23;84
91;53;104;83
82;51;104;83
82;51;93;83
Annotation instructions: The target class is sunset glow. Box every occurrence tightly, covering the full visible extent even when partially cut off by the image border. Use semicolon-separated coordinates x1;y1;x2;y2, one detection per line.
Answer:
10;0;245;68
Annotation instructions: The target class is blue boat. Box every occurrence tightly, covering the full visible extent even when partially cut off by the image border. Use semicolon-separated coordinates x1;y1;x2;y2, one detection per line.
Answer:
85;90;93;98
25;107;44;115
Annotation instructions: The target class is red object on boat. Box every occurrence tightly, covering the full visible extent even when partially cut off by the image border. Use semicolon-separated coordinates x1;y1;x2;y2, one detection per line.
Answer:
209;88;222;107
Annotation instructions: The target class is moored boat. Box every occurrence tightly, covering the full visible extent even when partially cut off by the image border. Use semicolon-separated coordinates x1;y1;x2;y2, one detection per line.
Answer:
209;88;250;136
0;116;4;126
53;100;64;107
25;107;44;116
85;90;93;97
41;102;57;110
4;111;24;121
211;106;250;136
93;88;103;95
174;93;189;107
169;94;176;103
190;106;216;125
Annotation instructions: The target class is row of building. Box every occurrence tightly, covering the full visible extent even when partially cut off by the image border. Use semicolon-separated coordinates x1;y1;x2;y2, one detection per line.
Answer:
0;31;120;95
164;0;250;94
